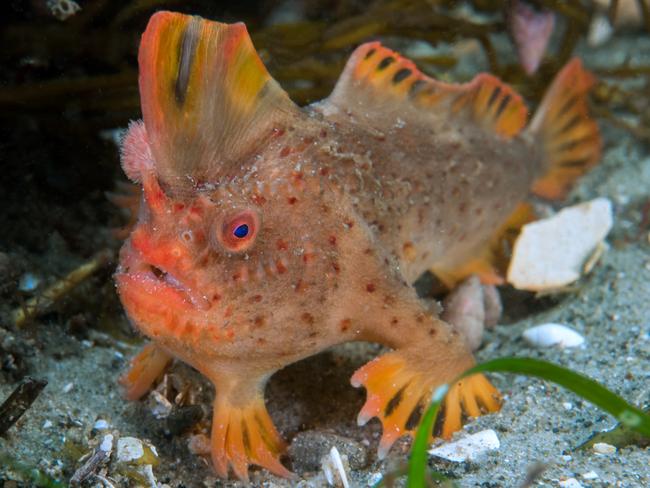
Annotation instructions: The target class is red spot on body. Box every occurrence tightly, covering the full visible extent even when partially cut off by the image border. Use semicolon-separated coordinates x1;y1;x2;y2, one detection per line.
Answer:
328;235;337;245
212;293;221;302
332;261;340;274
184;322;195;336
250;294;263;303
276;259;287;274
320;129;328;138
303;252;315;263
173;203;185;212
190;205;203;216
320;167;330;176
391;317;399;325
279;146;291;157
272;128;285;138
254;316;266;327
301;313;315;325
366;283;376;293
277;239;288;251
340;319;351;332
288;197;297;205
251;194;267;206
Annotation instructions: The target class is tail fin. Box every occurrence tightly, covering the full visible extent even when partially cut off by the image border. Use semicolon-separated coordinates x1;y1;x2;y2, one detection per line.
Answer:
529;58;601;200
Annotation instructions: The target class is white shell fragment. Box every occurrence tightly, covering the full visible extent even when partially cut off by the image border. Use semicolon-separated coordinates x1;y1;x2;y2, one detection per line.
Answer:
592;442;617;454
507;198;613;291
116;437;146;463
321;446;350;488
116;437;160;488
523;323;585;348
428;429;500;462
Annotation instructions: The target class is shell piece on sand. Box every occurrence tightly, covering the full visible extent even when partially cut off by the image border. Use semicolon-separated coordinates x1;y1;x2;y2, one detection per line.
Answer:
507;198;613;291
428;429;500;462
523;323;585;348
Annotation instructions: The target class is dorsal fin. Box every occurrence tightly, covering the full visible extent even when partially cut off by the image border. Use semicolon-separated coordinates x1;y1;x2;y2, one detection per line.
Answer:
328;42;527;138
139;11;298;191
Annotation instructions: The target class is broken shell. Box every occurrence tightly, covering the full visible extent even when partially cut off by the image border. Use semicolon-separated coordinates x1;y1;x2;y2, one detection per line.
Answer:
321;446;350;488
507;198;613;291
428;429;500;462
116;437;159;465
523;323;585;348
115;437;160;488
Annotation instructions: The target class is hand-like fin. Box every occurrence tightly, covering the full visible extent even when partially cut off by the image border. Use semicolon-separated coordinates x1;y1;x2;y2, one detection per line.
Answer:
139;11;299;191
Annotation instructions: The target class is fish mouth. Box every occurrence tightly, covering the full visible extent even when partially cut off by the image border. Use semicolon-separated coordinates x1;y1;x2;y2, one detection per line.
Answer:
116;243;210;311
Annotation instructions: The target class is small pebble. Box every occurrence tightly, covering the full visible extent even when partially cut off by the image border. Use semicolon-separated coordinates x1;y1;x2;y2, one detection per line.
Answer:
559;479;583;488
367;473;383;486
18;273;40;292
523;323;585;348
592;442;617;454
582;471;598;480
42;420;53;429
100;434;114;453
428;429;500;462
187;434;211;456
562;402;573;410
63;382;74;393
93;419;110;431
588;13;614;46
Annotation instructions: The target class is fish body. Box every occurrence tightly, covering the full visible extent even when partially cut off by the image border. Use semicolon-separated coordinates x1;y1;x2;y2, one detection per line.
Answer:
116;11;600;480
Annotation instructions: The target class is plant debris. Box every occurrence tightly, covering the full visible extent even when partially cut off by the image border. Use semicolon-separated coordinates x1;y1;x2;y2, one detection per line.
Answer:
12;249;113;328
0;376;47;435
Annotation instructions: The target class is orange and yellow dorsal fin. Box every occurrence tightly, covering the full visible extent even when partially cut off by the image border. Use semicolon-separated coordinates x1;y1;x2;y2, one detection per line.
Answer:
139;11;298;190
327;42;528;138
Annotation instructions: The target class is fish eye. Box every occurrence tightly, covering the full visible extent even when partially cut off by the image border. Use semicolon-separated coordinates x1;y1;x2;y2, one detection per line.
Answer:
233;224;249;238
216;210;259;252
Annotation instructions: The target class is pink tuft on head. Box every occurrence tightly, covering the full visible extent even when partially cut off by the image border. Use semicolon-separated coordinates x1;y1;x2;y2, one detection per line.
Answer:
120;120;155;183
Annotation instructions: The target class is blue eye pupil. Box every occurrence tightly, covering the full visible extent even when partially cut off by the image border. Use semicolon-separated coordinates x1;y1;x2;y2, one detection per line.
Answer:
233;224;249;238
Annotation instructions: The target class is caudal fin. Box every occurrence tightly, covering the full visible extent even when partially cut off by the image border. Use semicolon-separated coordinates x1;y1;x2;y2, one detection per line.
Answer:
529;58;601;200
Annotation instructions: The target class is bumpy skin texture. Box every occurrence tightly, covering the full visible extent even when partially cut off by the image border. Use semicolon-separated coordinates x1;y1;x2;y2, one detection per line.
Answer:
116;11;600;481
